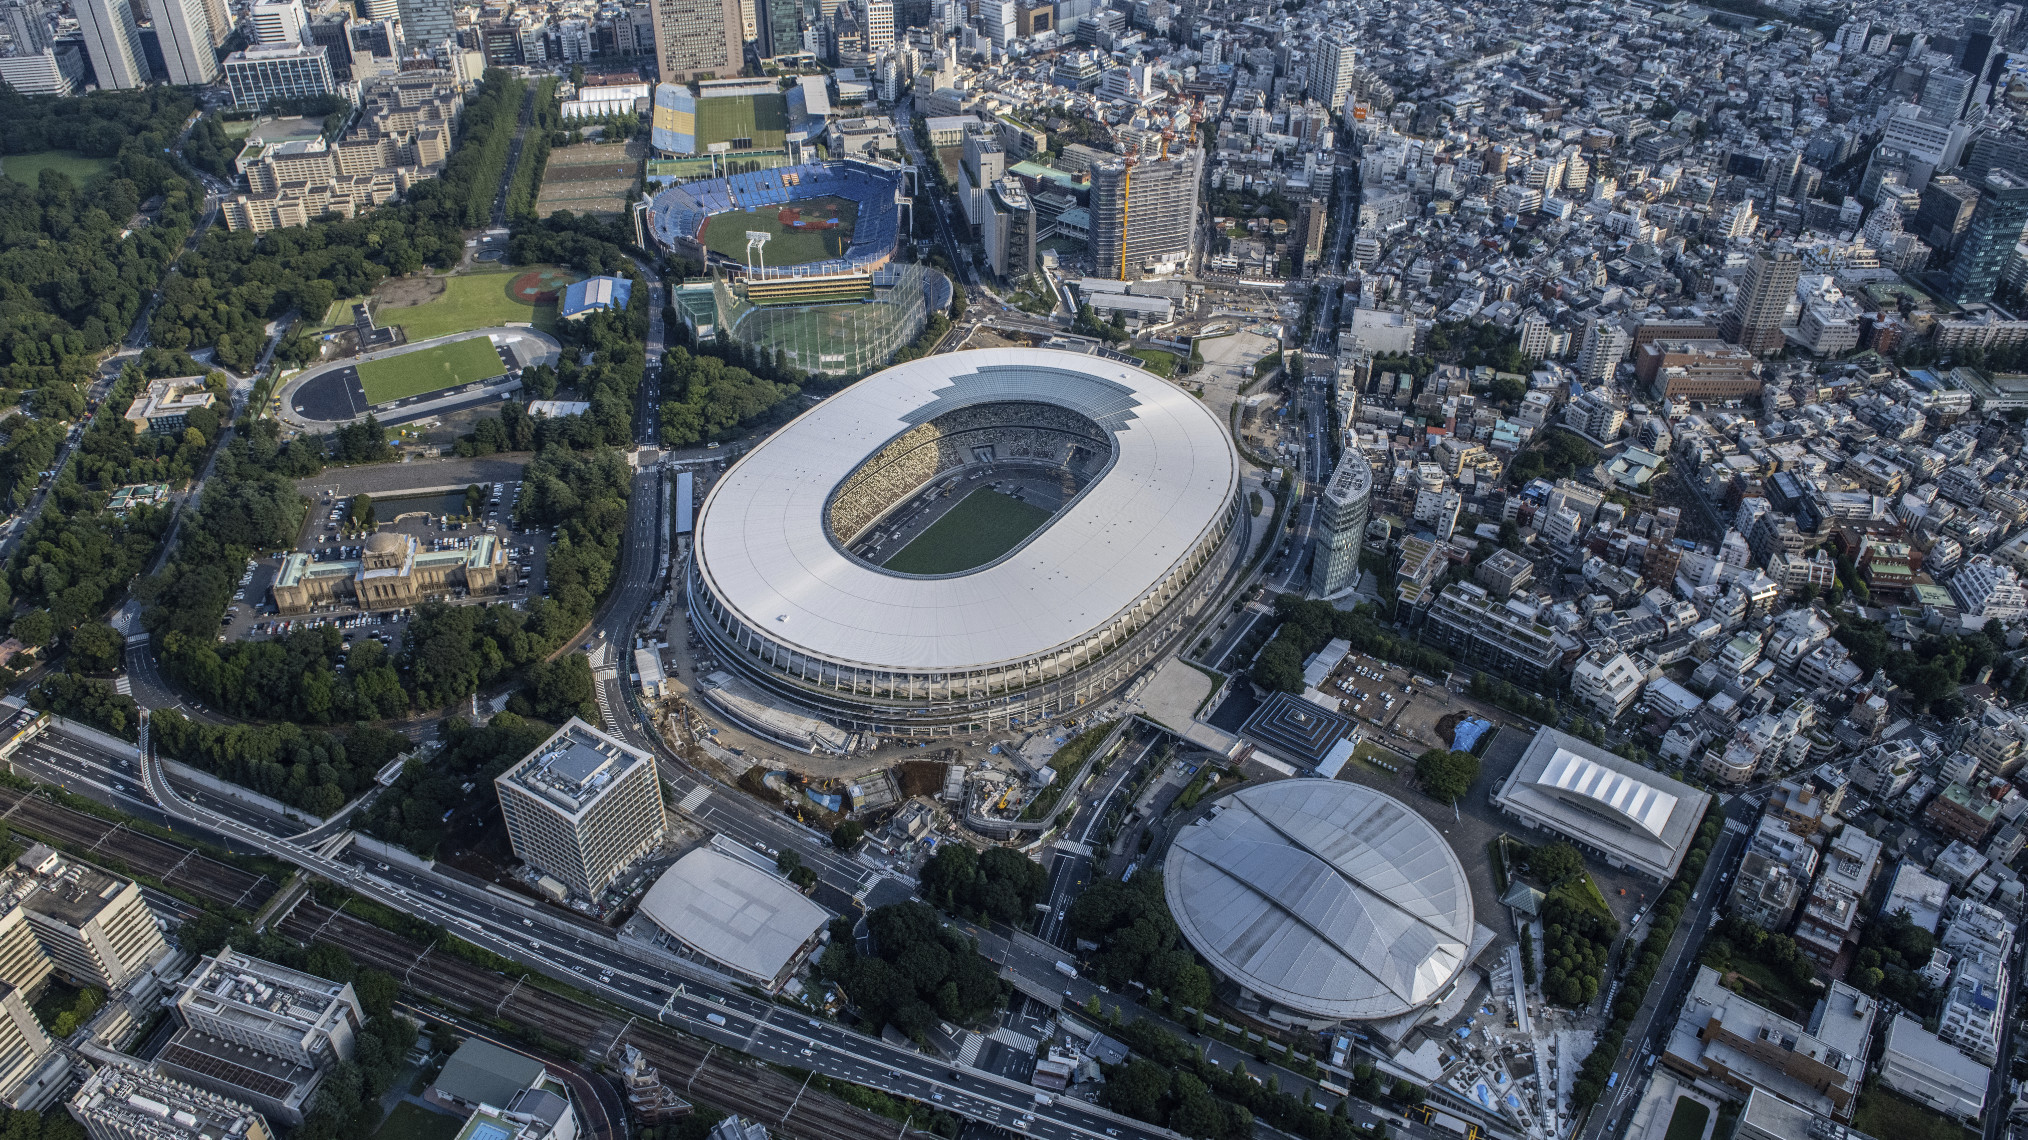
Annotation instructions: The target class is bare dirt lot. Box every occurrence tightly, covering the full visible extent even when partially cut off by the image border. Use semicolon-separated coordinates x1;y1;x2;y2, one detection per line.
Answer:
537;140;642;218
376;276;447;309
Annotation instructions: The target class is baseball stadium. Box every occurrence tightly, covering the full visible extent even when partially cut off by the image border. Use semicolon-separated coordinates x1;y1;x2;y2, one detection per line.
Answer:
687;348;1244;739
651;159;937;375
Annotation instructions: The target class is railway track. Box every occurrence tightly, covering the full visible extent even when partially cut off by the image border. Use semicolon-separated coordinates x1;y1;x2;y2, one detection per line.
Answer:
279;899;929;1140
0;780;932;1139
0;784;275;911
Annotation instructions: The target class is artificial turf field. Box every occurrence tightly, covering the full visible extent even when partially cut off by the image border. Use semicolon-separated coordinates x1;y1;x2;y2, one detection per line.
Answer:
356;338;505;405
882;488;1053;574
701;195;859;266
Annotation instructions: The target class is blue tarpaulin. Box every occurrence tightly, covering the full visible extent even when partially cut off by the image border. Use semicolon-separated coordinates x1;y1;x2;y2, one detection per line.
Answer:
1452;717;1492;752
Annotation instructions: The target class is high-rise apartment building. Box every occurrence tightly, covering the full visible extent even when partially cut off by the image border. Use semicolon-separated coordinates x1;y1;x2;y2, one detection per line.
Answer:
155;0;219;84
1949;170;2028;305
1720;248;1801;356
1307;33;1354;113
3;845;167;993
495;718;667;899
249;0;306;43
1089;149;1201;279
67;1063;274;1140
74;0;150;89
1309;450;1372;597
1574;317;1631;383
652;0;743;81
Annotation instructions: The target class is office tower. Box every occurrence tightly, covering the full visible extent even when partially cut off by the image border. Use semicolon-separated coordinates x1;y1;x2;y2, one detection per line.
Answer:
1089;149;1201;279
356;0;398;20
74;0;150;89
860;0;891;50
738;0;755;39
1922;65;1979;121
156;0;219;84
756;0;800;57
222;41;334;108
306;14;354;79
1720;248;1802;355
1309;450;1372;597
1307;32;1353;113
495;718;667;900
5;0;47;53
394;0;450;45
1917;174;1982;252
67;1063;274;1140
1950;170;2028;304
250;0;306;43
652;0;743;80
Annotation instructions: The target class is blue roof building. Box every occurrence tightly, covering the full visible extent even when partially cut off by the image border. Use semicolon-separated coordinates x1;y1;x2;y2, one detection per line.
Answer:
561;276;633;319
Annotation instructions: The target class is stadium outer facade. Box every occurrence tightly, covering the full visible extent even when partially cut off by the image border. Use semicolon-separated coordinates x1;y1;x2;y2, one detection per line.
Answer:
686;348;1244;738
649;158;932;375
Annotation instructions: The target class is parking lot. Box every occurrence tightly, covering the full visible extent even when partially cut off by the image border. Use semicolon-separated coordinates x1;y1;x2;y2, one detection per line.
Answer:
219;479;551;642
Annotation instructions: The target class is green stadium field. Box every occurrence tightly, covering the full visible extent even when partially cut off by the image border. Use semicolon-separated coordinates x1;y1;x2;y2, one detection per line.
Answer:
356;338;505;405
882;489;1053;574
701;195;859;266
695;92;790;150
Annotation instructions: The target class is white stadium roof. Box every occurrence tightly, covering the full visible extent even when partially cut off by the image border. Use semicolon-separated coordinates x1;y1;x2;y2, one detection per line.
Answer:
1164;780;1474;1022
638;848;829;986
692;348;1238;673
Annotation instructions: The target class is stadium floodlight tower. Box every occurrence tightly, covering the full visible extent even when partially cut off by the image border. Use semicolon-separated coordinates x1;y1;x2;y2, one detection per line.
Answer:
746;230;772;275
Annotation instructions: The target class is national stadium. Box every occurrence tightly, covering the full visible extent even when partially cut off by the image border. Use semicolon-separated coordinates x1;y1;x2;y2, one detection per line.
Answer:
687;348;1244;739
651;158;940;375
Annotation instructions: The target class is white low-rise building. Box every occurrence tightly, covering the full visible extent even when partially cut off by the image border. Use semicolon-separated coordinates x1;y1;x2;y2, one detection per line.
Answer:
1572;649;1645;721
1879;1014;1987;1120
1948;555;2028;619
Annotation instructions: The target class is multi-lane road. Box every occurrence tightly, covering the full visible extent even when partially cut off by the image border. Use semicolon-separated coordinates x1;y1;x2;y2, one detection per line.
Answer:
66;717;1183;1140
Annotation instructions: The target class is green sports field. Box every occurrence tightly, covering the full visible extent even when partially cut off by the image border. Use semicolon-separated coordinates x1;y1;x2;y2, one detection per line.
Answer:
702;195;859;266
695;92;790;149
372;268;572;340
882;489;1053;575
1;150;113;188
357;338;505;405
